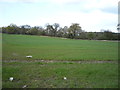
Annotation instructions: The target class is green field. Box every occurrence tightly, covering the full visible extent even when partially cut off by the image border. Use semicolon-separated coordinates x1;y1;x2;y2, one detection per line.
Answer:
2;34;118;61
2;34;118;88
3;62;118;88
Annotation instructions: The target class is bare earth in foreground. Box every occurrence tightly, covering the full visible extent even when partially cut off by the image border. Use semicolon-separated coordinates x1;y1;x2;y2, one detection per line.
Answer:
3;59;117;63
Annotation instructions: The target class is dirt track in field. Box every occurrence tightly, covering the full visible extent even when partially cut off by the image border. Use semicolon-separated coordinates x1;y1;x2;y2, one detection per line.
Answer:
3;59;118;64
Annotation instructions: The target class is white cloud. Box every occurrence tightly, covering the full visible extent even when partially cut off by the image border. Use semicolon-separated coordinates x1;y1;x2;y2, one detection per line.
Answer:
28;9;117;32
50;0;82;4
0;0;118;32
1;0;118;5
0;0;41;3
84;0;118;9
1;0;119;10
0;0;83;3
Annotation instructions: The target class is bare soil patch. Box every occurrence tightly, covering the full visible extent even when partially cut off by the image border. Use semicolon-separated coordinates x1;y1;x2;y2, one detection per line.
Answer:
3;60;117;64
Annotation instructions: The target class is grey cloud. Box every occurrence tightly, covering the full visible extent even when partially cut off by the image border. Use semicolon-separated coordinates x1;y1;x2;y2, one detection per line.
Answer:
101;7;118;14
118;1;120;14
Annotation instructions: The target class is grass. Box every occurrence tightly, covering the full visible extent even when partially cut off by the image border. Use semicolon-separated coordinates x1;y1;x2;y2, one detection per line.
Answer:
2;34;118;88
2;34;118;61
2;62;118;88
0;33;2;89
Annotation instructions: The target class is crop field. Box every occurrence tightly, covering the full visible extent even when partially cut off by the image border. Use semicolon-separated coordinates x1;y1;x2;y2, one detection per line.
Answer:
2;34;118;88
3;62;118;88
2;34;118;61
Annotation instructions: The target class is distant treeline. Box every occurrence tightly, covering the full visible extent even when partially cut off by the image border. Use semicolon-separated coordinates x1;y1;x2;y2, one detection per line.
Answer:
1;23;119;40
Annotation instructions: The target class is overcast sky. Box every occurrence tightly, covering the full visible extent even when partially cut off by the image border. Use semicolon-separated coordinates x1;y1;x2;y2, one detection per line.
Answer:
0;0;119;32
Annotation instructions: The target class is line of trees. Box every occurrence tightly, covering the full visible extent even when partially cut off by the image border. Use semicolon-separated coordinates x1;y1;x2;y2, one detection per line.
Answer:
1;23;119;40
